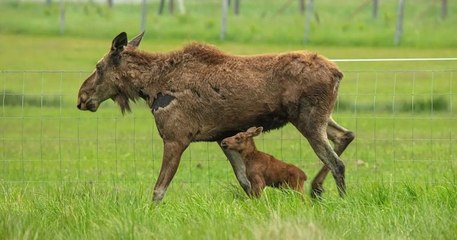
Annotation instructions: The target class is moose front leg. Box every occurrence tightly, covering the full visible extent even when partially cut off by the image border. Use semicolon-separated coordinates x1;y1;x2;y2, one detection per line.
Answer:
218;141;252;196
153;140;189;203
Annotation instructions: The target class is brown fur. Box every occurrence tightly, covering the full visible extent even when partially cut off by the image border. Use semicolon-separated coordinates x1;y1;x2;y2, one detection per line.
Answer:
221;127;307;197
77;32;354;202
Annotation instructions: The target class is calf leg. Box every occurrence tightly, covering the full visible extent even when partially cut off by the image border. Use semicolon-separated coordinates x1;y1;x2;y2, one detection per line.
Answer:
152;140;189;202
311;117;354;198
250;174;266;198
288;173;305;192
218;141;252;196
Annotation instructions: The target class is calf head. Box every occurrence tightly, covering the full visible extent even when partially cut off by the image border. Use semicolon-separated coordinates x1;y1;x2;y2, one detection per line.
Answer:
77;32;144;113
220;127;263;151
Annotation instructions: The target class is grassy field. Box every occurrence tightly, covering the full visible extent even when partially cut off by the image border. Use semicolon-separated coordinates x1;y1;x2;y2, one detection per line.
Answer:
1;1;457;239
1;181;456;239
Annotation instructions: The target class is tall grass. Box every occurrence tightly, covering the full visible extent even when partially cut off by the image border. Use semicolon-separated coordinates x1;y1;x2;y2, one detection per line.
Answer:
1;181;456;239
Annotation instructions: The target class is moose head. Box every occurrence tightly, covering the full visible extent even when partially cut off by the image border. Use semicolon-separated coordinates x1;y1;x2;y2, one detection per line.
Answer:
77;32;145;113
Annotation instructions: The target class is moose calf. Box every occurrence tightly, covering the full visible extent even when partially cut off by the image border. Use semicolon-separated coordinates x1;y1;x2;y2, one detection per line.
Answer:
221;127;307;197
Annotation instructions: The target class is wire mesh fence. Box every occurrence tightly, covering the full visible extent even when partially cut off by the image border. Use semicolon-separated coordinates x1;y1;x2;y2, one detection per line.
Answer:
1;64;456;187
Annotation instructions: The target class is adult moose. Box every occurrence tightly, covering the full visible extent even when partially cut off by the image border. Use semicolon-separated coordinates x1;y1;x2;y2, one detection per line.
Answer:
77;32;354;202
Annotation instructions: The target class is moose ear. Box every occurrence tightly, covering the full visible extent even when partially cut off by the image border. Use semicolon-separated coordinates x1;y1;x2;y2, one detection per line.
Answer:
128;31;145;48
111;32;128;51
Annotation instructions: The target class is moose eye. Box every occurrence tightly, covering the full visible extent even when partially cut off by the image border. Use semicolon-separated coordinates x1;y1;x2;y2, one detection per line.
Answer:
235;136;241;142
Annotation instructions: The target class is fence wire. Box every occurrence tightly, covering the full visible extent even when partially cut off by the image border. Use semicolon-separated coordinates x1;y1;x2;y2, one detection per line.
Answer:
1;66;456;187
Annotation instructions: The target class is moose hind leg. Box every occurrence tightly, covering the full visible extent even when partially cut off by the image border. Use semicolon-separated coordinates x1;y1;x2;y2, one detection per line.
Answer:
327;117;355;156
311;117;354;198
292;102;346;197
218;141;252;196
153;140;189;202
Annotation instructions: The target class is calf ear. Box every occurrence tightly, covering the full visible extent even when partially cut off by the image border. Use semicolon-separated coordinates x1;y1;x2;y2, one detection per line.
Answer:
246;126;263;137
252;127;263;137
111;32;128;51
246;127;257;134
128;31;145;48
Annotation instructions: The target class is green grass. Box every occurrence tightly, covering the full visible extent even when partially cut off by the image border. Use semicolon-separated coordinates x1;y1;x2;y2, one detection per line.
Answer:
1;1;457;239
1;181;456;239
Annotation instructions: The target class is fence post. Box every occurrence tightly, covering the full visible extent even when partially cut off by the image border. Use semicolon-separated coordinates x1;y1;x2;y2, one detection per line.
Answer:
141;0;147;32
299;0;305;15
234;0;240;15
220;0;229;40
394;0;405;46
59;0;65;35
372;0;378;19
441;0;447;19
158;0;165;15
169;0;174;15
304;0;314;43
177;0;185;14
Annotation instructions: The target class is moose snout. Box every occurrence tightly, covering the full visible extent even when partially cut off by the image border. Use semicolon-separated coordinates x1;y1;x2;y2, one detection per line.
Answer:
77;97;87;110
77;93;87;110
77;94;97;112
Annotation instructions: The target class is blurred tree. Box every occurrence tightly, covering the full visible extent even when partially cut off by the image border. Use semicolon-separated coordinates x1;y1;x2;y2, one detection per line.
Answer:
108;0;113;8
46;0;52;5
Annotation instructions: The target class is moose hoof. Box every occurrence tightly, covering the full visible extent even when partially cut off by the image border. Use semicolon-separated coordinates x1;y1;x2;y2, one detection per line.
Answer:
153;190;165;203
310;186;325;199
